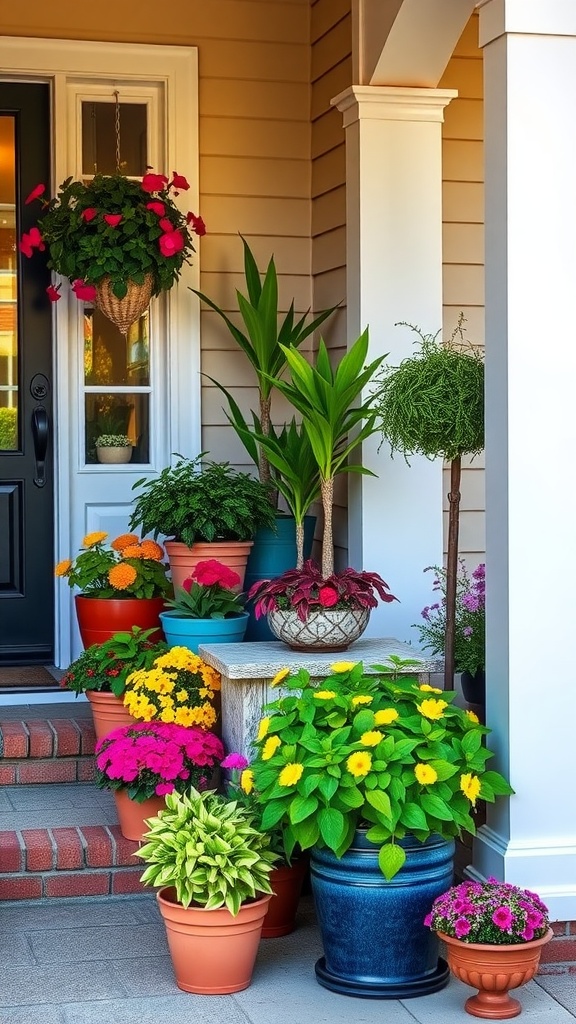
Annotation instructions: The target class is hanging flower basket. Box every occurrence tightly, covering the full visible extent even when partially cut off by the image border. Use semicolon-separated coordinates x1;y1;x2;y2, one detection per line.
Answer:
19;171;206;333
95;272;154;334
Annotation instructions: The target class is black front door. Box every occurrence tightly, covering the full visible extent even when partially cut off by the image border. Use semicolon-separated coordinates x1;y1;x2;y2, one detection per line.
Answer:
0;83;54;665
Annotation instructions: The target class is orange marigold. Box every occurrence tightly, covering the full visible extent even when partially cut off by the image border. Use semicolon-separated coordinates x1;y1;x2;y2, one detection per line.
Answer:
111;533;139;552
54;559;72;577
82;531;108;548
121;544;145;559
139;539;164;561
108;562;138;590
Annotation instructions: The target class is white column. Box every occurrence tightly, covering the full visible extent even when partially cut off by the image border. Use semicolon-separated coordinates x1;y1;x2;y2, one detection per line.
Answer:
332;86;456;642
475;0;576;921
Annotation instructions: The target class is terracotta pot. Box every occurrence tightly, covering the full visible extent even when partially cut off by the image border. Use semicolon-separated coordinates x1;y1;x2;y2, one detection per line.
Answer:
157;886;271;994
261;858;308;938
267;606;370;653
74;595;165;648
113;788;166;841
439;928;553;1019
164;541;253;594
86;690;134;742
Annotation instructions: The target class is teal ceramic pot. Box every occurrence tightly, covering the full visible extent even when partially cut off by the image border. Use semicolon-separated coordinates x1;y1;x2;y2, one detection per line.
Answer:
310;830;454;999
244;514;316;642
159;611;249;655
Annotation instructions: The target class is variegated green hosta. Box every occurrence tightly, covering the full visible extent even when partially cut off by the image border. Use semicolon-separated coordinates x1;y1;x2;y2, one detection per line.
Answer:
137;788;278;915
249;659;514;881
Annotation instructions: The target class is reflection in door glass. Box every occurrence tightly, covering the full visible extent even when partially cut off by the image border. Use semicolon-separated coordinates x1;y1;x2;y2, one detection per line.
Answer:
85;392;150;465
82;102;147;176
0;115;18;451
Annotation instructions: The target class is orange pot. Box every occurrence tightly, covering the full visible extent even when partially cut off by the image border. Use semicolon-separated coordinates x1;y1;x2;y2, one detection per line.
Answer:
439;928;553;1019
75;595;165;648
164;541;253;594
157;886;271;994
86;690;134;743
113;789;166;841
261;858;308;938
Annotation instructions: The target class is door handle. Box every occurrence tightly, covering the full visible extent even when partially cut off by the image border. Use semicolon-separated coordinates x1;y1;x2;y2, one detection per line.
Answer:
31;405;49;488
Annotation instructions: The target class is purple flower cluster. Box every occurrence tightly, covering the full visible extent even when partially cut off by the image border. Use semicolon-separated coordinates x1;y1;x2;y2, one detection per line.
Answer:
425;877;549;945
415;561;485;677
94;721;224;802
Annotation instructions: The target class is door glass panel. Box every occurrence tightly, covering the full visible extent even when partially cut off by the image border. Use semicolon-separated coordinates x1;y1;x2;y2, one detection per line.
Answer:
82;101;147;176
84;309;150;387
0;115;18;451
85;392;150;465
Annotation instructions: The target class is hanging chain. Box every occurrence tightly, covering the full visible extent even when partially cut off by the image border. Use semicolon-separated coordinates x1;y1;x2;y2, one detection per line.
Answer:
114;90;121;172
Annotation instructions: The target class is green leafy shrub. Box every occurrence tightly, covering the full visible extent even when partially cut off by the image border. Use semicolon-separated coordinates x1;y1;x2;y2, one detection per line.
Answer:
0;407;17;450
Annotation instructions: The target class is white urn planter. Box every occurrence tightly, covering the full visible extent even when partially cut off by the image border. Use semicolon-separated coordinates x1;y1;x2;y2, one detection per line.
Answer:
267;606;370;652
96;445;133;464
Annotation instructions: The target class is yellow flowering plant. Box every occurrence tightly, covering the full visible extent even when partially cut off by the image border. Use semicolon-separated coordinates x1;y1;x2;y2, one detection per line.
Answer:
55;532;171;599
123;645;220;730
249;658;513;880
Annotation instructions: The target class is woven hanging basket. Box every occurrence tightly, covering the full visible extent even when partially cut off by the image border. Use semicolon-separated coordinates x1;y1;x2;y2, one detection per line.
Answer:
95;272;154;334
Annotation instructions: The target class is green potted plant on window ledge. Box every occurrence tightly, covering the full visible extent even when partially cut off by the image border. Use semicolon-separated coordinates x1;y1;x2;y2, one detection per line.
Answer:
95;433;133;465
20;171;205;333
129;454;276;592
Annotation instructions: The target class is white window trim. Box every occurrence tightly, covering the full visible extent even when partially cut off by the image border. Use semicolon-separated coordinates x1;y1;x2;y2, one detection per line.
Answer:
1;37;201;680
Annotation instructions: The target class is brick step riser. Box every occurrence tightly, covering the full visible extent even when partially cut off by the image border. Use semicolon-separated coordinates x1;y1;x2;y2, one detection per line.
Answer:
0;717;96;786
0;824;145;900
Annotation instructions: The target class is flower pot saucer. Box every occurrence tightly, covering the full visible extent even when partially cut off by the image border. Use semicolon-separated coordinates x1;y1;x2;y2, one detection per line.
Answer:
314;955;450;999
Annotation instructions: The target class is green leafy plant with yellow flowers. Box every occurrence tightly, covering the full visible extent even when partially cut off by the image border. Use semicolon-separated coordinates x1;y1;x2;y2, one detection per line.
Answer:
249;659;513;880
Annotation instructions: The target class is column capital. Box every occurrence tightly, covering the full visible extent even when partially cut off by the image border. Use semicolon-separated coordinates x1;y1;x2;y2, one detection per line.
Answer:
331;85;457;129
479;0;576;48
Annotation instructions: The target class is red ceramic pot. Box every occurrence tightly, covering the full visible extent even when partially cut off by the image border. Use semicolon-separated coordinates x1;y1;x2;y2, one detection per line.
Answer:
75;595;165;648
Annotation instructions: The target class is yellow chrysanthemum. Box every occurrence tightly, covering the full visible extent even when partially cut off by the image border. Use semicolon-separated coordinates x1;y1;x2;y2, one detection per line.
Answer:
360;730;384;747
160;706;176;723
374;708;399;725
460;773;482;806
121;544;145;559
54;559;72;577
279;763;304;787
314;690;336;700
271;667;290;688
174;706;198;726
241;769;254;794
414;763;438;785
351;695;373;706
419;683;443;694
157;694;174;709
176;689;188;703
346;751;372;778
108;563;138;590
257;717;271;741
82;531;108;548
331;661;357;673
465;710;480;725
110;533;139;552
416;698;447;720
139;539;164;561
262;735;282;761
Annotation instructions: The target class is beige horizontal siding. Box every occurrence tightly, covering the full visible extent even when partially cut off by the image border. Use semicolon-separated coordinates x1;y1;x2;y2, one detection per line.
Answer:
440;11;485;564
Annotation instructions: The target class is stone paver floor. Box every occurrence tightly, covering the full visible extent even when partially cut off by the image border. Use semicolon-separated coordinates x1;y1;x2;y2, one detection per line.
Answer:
1;894;574;1024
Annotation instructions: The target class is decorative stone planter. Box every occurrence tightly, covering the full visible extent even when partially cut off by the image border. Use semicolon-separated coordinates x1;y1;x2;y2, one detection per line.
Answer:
96;446;132;464
267;606;370;652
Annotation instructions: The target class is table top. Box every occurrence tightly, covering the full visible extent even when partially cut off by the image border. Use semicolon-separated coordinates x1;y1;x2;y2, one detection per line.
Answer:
198;636;442;680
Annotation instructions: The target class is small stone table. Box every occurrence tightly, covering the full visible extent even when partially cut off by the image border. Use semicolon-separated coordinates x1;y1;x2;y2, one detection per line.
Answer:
199;638;441;760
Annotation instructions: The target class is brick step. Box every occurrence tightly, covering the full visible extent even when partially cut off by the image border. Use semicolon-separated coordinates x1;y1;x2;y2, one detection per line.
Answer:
0;717;96;785
0;778;145;901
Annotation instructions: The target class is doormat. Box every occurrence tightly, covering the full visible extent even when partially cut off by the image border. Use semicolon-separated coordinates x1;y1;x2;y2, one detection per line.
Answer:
0;666;59;688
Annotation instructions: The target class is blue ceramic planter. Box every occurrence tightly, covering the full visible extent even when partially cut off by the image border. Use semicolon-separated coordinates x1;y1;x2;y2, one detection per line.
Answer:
159;611;249;655
244;515;316;642
310;830;454;999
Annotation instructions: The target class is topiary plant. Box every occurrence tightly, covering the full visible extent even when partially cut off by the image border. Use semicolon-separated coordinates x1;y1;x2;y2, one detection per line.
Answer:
129;454;277;546
375;319;484;687
137;787;278;914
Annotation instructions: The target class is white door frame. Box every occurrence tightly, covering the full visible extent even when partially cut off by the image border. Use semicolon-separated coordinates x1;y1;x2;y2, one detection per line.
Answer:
1;37;201;699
